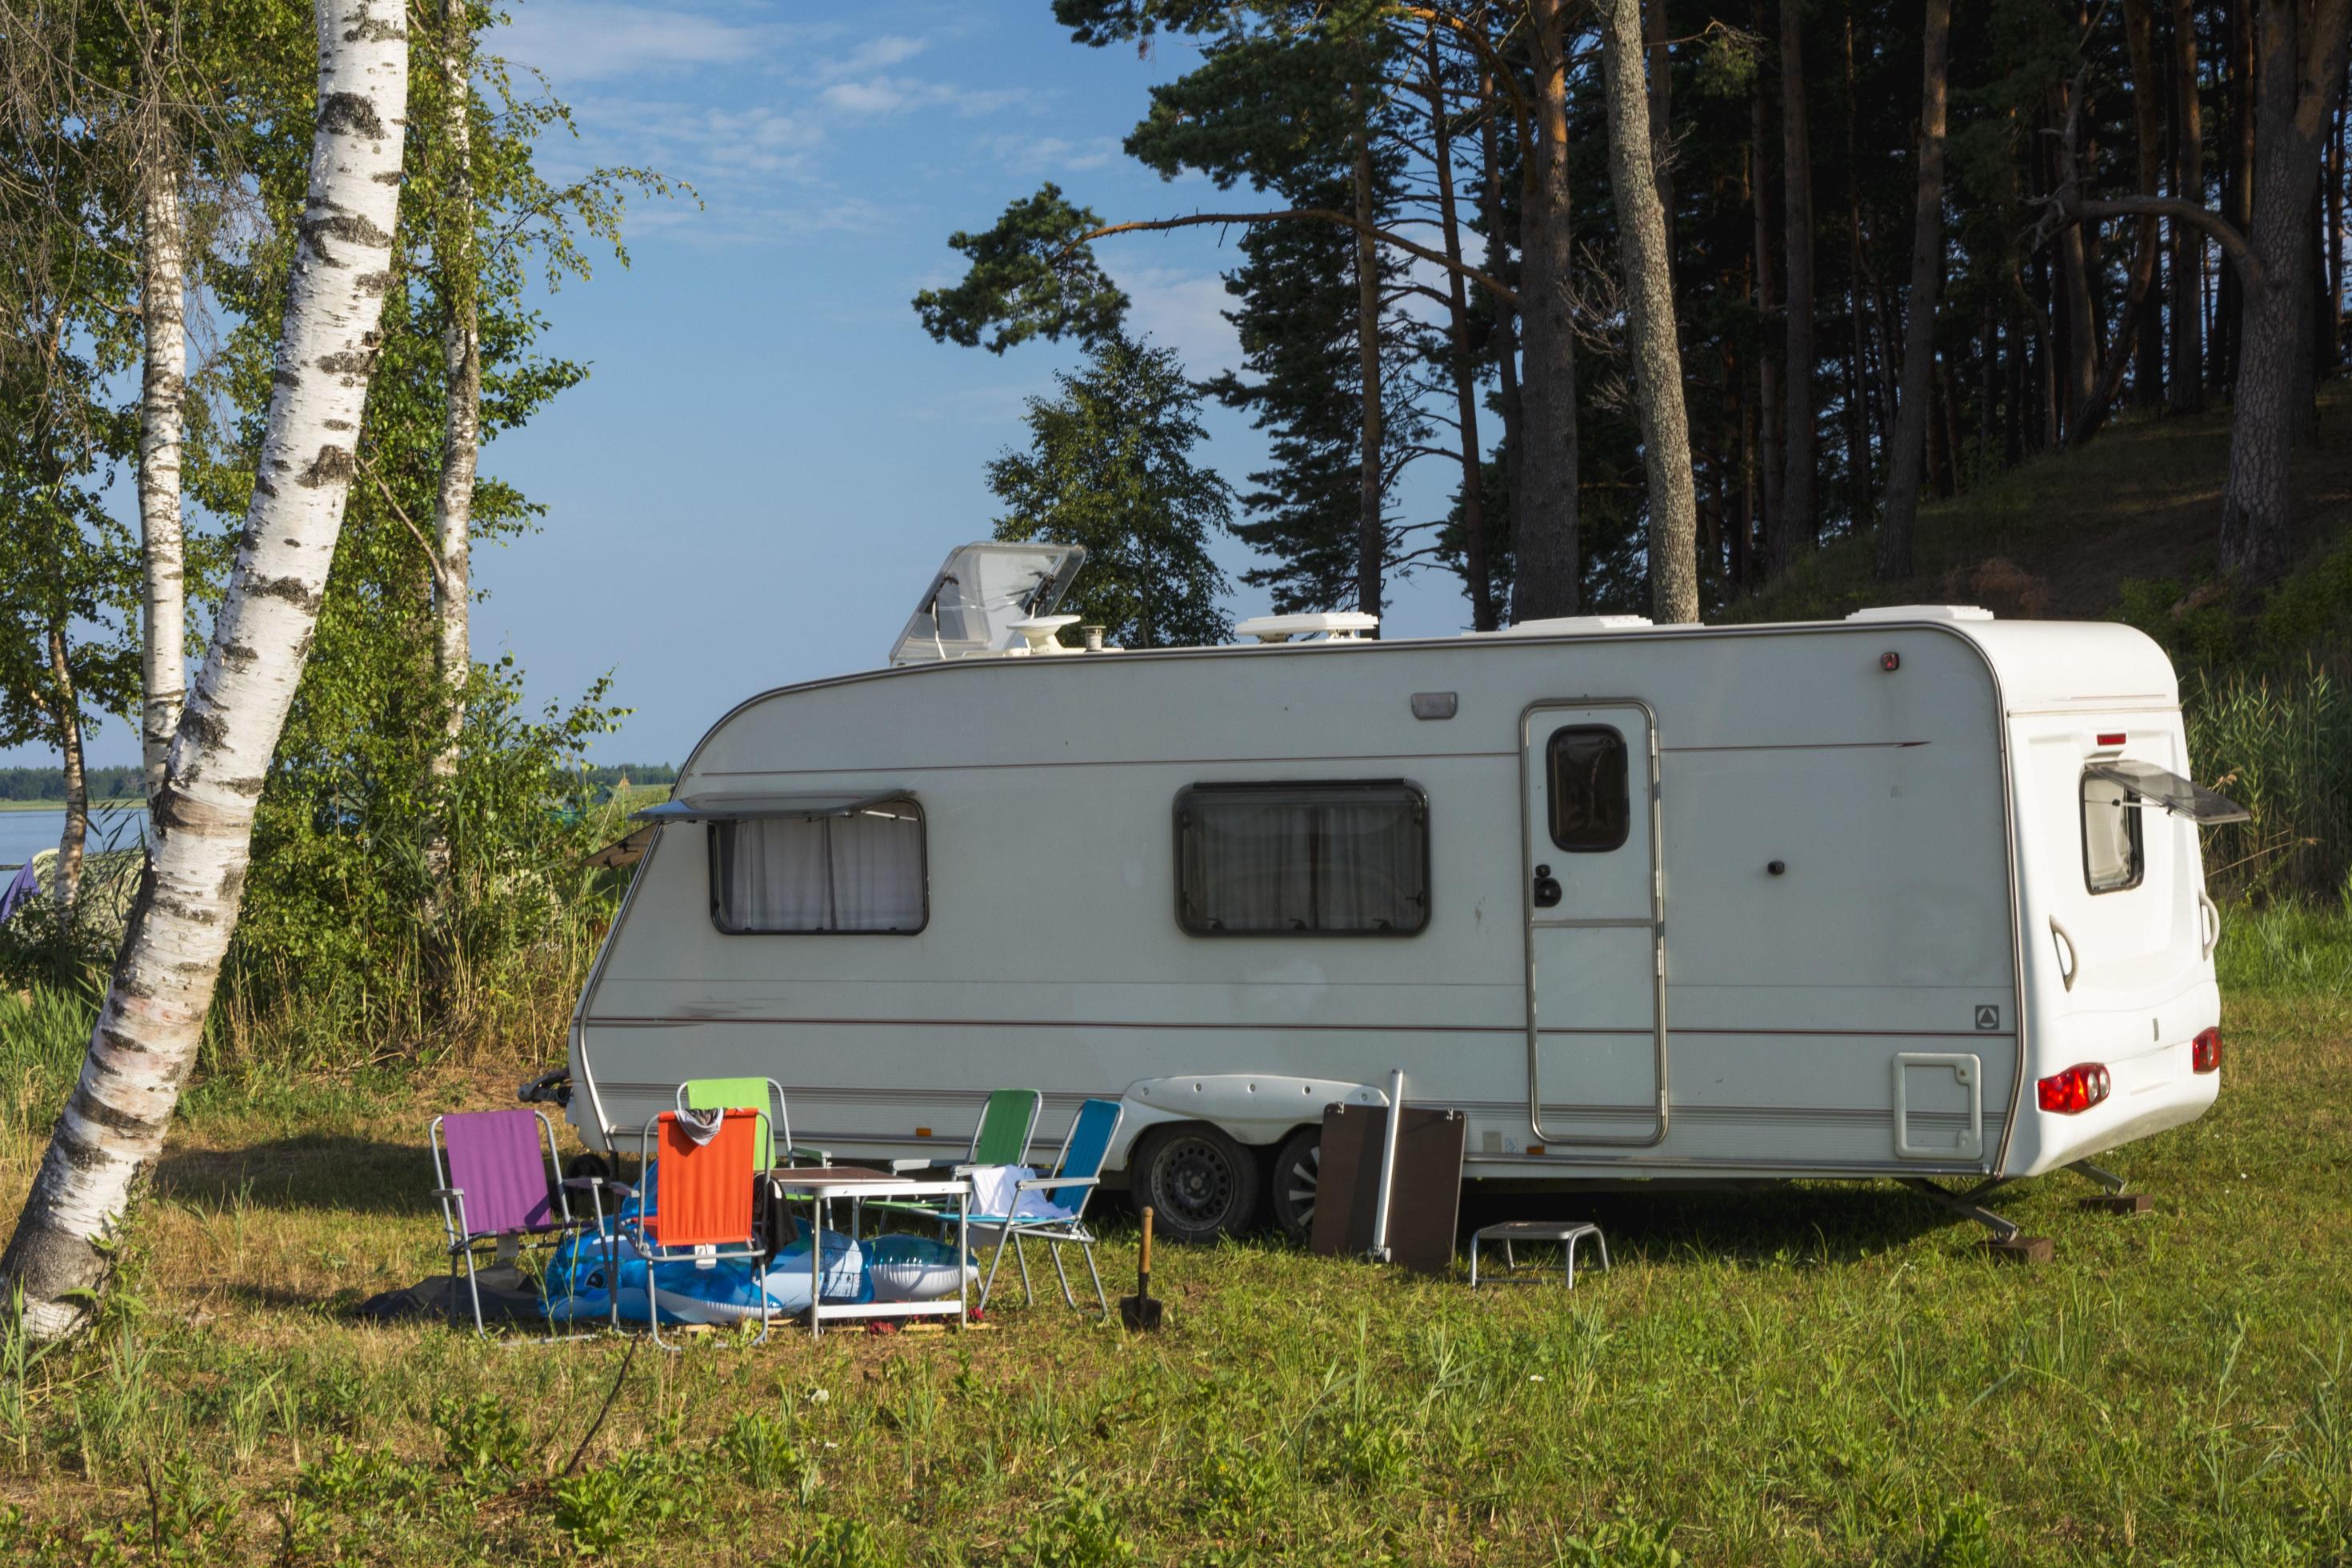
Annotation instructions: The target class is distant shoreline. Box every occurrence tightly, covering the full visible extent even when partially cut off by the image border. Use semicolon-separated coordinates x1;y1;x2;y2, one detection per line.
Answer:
0;799;146;814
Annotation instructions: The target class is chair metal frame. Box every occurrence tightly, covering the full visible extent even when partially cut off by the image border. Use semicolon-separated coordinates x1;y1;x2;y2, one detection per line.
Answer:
972;1099;1122;1317
427;1108;601;1341
606;1107;775;1350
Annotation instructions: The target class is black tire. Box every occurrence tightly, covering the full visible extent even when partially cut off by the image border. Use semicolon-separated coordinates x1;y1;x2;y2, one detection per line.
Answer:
1130;1123;1262;1243
1267;1126;1322;1246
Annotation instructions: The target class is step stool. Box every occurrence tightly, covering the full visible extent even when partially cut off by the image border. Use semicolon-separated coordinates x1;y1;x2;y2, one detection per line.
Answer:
1468;1220;1609;1289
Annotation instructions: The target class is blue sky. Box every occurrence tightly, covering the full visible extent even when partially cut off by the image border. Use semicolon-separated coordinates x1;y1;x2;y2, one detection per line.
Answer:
34;0;1475;770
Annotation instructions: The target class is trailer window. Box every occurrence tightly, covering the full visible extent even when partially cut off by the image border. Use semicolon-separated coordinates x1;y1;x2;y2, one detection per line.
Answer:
1547;726;1630;852
1175;782;1428;936
710;806;926;934
2082;771;2143;894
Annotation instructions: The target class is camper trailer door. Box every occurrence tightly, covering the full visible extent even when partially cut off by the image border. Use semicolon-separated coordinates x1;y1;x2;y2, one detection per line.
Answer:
1522;702;1668;1146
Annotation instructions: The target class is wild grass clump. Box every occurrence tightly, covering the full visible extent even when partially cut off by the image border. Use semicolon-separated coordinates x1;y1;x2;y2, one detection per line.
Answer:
2188;666;2352;902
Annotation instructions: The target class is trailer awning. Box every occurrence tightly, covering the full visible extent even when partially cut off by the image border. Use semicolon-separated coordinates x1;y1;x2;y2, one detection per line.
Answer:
2084;760;2250;825
629;789;917;825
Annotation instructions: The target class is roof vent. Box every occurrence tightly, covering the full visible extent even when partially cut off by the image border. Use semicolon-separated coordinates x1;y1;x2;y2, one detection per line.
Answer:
1234;611;1379;644
1478;614;1654;637
1845;604;1994;622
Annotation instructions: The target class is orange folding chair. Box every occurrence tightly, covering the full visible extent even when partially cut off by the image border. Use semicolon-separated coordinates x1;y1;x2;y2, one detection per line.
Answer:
612;1106;771;1349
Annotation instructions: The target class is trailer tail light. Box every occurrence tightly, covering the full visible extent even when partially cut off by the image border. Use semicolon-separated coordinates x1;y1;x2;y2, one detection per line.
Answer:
2096;732;2126;747
2192;1027;2222;1074
2037;1062;2112;1114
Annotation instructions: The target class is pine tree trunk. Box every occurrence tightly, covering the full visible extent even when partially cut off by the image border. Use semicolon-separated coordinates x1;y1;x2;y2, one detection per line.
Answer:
1428;27;1495;631
1750;51;1785;547
1601;0;1700;624
0;0;410;1345
2221;0;2256;386
428;0;478;866
1645;0;1676;277
137;167;187;822
1779;0;1817;561
48;624;86;920
1513;0;1583;622
1350;86;1385;623
1478;61;1524;535
1842;5;1874;524
2171;0;2207;412
2129;0;2170;413
1875;0;1951;581
2218;0;2351;581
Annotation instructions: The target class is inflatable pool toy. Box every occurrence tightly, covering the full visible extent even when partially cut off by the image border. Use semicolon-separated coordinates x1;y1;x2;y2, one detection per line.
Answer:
863;1234;978;1302
539;1220;869;1326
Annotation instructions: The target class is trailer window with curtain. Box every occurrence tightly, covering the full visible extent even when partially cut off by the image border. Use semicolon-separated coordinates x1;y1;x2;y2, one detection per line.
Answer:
710;804;927;933
2081;772;2144;894
1174;781;1428;935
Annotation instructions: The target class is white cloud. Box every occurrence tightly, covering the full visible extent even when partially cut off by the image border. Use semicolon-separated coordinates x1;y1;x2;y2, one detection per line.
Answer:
818;77;1036;118
978;133;1121;178
496;2;776;85
818;34;929;79
1110;264;1244;379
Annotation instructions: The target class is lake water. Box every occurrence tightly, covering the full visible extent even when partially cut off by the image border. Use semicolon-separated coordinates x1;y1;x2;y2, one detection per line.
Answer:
0;806;149;869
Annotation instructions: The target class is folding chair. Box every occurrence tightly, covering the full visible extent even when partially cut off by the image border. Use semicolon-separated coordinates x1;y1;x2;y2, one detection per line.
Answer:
972;1098;1122;1317
872;1087;1043;1234
611;1106;773;1350
428;1108;598;1339
678;1077;833;1239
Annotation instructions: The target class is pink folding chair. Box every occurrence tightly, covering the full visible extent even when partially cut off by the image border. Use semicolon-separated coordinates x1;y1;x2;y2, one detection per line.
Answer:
429;1108;595;1338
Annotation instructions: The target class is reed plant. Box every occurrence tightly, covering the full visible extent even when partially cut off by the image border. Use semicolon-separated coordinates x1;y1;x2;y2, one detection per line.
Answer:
2186;664;2352;902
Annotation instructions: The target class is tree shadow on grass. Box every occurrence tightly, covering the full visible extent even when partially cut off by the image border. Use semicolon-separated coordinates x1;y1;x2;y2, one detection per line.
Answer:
154;1134;438;1217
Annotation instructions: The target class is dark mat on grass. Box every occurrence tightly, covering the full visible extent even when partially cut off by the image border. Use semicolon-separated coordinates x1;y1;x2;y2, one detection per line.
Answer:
352;1266;545;1325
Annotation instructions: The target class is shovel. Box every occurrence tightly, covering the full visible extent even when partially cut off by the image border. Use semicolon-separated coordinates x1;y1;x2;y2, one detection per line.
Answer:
1119;1206;1165;1331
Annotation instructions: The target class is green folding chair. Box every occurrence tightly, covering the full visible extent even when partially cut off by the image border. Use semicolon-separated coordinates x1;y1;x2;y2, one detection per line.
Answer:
869;1088;1043;1233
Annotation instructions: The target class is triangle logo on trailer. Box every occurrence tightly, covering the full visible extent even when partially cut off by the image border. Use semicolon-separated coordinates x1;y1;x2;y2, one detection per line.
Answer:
1975;1006;2001;1031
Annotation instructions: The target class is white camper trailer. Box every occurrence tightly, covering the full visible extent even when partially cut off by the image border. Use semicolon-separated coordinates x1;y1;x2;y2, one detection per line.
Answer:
566;542;2246;1245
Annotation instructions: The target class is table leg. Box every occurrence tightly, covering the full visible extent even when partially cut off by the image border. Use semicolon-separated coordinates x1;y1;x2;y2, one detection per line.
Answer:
810;1197;825;1340
957;1191;970;1328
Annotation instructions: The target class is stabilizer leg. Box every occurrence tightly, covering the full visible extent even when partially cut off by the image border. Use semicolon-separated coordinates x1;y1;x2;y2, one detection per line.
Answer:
2067;1159;2155;1215
1899;1177;2053;1263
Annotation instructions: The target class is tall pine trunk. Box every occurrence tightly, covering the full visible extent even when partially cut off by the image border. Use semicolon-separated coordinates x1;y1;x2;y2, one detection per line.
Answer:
2218;0;2351;582
1602;0;1700;623
1751;49;1785;549
1875;0;1951;580
1428;27;1495;630
0;0;410;1345
428;0;478;871
1779;0;1817;561
1478;62;1524;547
1513;0;1582;621
137;166;187;820
2170;0;2207;411
1350;83;1385;622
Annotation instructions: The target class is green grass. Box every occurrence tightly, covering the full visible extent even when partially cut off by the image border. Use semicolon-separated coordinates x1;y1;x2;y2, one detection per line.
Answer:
0;801;143;814
0;947;2347;1564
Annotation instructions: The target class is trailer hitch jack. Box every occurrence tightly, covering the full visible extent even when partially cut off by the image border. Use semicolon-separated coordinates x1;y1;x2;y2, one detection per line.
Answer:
1898;1178;2053;1264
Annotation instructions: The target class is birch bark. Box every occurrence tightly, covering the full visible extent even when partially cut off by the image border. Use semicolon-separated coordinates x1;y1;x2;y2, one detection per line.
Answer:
1601;0;1700;624
0;0;410;1344
429;0;477;823
138;168;187;820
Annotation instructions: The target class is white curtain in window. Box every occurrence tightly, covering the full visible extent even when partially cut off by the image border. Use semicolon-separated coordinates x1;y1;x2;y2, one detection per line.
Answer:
829;810;925;930
726;818;830;930
1191;802;1316;930
1319;800;1418;930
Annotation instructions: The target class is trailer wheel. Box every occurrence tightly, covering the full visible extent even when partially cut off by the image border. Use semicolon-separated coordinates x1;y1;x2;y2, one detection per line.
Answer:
1268;1126;1320;1246
1130;1124;1261;1243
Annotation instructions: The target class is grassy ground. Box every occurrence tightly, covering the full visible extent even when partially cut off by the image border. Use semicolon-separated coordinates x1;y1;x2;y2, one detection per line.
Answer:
0;933;2347;1566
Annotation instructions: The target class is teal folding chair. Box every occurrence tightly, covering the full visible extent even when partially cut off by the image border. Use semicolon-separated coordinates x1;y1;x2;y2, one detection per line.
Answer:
972;1098;1122;1316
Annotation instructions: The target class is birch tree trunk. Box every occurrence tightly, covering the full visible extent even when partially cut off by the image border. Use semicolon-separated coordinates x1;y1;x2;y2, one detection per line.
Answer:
427;0;478;872
0;0;410;1345
1350;82;1385;624
1779;0;1818;562
1874;0;1950;581
1511;0;1583;622
1601;0;1700;625
138;167;187;821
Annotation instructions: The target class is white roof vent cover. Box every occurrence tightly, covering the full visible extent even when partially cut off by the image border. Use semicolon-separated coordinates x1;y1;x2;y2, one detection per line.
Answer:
1234;611;1379;643
1846;604;1994;622
1498;614;1654;636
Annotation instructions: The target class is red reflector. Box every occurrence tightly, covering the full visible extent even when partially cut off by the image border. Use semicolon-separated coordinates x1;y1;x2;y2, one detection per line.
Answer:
2037;1062;2112;1114
2097;732;2126;746
2192;1027;2221;1074
1880;651;1901;672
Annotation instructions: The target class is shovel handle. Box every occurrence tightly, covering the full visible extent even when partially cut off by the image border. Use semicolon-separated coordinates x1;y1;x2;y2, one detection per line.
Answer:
1140;1206;1154;1276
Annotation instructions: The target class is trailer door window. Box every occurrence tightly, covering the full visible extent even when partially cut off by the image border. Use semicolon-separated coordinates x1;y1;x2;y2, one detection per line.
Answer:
1175;782;1428;935
1546;726;1630;852
2081;771;2143;894
710;805;926;933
